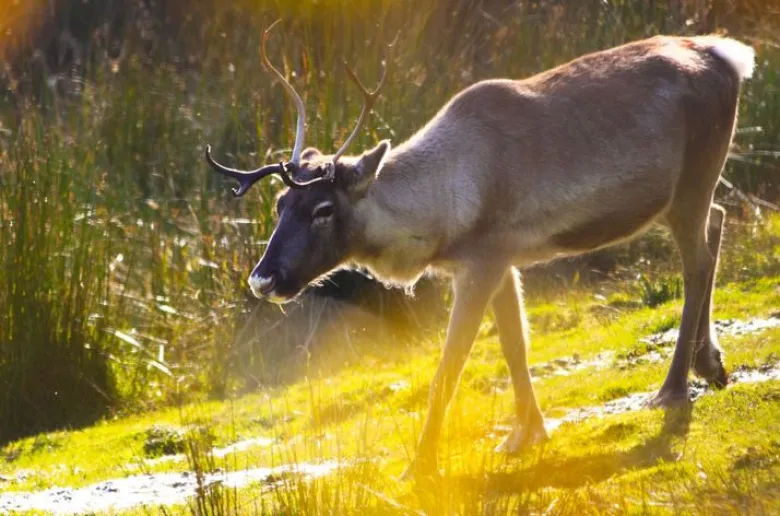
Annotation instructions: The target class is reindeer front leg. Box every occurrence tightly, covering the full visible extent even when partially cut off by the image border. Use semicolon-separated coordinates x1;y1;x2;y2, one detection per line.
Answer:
404;264;505;480
493;268;548;454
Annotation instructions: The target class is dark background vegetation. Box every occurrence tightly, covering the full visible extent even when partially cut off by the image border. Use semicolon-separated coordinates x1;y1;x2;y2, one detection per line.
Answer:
0;0;778;443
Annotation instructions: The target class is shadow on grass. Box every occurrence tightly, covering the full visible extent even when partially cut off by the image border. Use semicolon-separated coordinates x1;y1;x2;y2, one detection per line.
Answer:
456;405;692;494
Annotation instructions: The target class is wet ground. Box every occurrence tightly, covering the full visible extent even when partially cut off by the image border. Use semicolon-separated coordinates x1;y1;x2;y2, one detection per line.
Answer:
140;435;276;467
490;361;780;434
539;315;780;431
1;315;777;514
0;461;339;514
529;352;615;381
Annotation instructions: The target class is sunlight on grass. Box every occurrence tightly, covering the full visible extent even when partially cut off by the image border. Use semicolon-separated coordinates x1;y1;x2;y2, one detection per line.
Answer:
1;271;778;514
1;0;779;514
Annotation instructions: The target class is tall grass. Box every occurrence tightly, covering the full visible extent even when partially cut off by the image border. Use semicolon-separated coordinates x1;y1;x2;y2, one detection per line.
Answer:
1;0;778;441
0;113;115;441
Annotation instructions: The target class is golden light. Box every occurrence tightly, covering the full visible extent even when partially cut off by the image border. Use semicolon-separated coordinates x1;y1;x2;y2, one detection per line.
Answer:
0;0;48;63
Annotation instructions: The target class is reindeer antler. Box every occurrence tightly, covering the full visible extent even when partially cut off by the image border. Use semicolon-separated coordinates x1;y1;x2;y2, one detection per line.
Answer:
206;25;394;193
261;19;307;166
331;47;391;164
205;21;332;194
205;145;309;196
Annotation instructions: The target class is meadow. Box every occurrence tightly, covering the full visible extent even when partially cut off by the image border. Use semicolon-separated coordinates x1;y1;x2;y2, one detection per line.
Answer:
0;214;778;513
0;0;779;513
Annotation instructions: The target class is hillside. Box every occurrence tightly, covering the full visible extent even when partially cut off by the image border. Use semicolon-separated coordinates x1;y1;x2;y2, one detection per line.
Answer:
1;217;778;513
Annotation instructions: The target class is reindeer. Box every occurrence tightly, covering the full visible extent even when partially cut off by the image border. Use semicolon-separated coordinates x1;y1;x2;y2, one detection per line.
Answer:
206;22;755;479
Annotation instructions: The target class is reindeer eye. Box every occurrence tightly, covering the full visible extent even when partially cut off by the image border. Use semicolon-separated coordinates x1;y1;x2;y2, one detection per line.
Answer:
312;202;334;220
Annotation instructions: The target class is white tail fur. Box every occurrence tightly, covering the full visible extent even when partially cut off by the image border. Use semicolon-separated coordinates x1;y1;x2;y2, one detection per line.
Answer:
705;36;756;79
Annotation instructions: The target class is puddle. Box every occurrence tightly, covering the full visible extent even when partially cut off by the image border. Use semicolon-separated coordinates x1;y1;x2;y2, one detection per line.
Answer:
211;437;275;458
617;315;780;370
529;316;779;380
617;347;673;369
0;469;34;485
139;435;276;467
485;352;614;393
141;453;184;466
714;316;780;336
640;316;780;348
545;393;653;432
542;362;780;432
0;461;339;515
730;362;780;384
529;352;614;382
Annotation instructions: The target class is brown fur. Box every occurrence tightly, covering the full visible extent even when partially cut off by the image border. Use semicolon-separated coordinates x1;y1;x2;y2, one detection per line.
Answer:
218;35;754;479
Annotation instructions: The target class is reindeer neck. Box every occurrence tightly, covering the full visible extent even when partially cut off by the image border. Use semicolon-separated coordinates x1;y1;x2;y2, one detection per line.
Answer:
346;136;449;286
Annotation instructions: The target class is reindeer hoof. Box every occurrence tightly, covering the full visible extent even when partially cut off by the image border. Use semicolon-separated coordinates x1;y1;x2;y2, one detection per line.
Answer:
647;387;690;409
693;345;728;389
495;424;549;455
400;457;441;483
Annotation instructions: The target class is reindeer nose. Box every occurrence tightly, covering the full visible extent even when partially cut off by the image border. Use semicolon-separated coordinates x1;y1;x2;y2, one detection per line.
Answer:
248;274;276;298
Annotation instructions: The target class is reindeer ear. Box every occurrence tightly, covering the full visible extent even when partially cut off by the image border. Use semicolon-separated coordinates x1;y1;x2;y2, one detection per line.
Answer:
343;140;391;197
301;147;323;161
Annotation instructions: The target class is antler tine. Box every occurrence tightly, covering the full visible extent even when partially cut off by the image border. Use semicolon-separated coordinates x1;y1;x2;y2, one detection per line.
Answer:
331;50;389;163
205;145;306;196
261;20;306;166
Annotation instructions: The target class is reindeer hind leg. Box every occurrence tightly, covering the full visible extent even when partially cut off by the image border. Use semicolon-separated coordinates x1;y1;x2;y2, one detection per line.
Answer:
692;204;728;388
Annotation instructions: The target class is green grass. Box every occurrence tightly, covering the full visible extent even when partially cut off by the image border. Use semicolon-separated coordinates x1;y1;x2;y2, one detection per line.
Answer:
1;270;778;514
0;1;779;512
2;1;780;441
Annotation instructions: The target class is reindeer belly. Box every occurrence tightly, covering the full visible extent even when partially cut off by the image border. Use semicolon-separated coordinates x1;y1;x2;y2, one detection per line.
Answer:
549;191;669;252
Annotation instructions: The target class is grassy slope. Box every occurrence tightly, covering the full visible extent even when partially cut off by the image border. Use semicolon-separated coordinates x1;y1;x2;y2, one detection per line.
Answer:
3;0;779;467
1;269;778;514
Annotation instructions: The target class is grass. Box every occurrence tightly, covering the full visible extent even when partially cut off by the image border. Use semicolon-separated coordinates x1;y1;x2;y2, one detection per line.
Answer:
2;1;780;440
0;0;779;512
0;266;778;513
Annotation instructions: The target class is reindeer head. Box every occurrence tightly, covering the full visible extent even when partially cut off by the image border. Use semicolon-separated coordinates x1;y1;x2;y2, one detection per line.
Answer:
206;21;390;303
